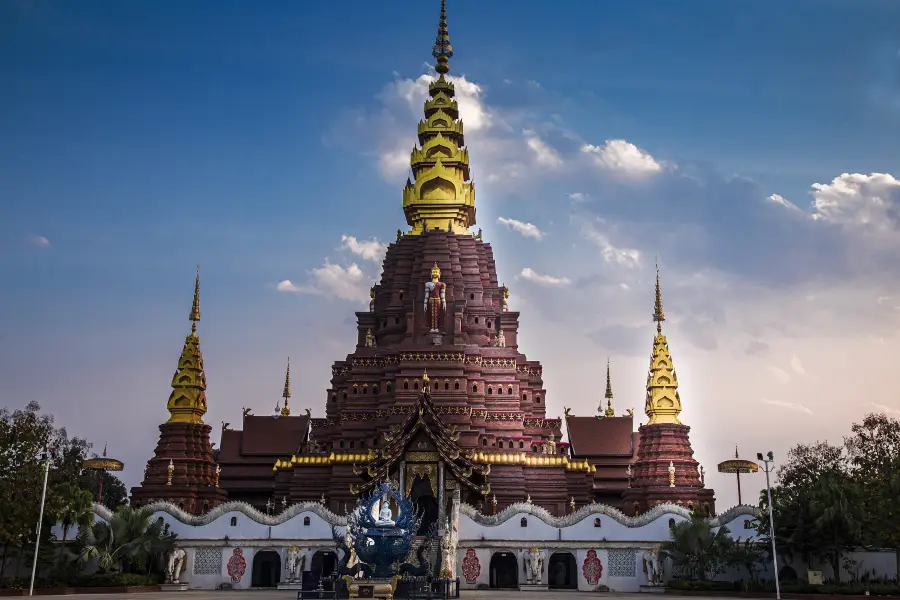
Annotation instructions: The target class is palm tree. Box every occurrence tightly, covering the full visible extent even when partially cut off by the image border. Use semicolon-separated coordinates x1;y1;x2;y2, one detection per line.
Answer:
56;484;95;546
76;506;176;574
660;513;735;581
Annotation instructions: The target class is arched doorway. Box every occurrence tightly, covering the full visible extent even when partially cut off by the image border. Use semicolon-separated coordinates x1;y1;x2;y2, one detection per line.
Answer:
251;550;281;588
548;552;577;589
311;550;337;577
409;475;438;536
489;552;518;589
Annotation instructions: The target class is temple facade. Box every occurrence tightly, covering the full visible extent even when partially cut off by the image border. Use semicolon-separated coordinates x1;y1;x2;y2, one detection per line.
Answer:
131;0;714;523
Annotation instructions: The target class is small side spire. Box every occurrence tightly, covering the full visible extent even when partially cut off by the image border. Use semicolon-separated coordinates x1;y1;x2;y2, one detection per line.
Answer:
281;358;291;416
166;268;209;424
653;261;665;333
190;265;201;334
102;442;108;457
604;358;615;417
432;0;453;75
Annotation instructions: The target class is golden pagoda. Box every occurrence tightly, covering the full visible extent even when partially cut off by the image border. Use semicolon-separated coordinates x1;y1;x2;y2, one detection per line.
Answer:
401;0;475;235
165;267;208;424
603;359;616;417
644;264;682;425
280;358;292;416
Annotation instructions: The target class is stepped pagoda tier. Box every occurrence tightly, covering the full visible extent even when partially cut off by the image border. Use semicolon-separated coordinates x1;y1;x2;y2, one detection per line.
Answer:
131;269;227;514
621;267;715;515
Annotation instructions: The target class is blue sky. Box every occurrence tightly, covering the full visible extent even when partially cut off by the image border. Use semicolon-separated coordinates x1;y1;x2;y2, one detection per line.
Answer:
2;0;900;508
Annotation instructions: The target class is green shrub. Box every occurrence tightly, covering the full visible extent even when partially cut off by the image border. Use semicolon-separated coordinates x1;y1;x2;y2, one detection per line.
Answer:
74;573;159;587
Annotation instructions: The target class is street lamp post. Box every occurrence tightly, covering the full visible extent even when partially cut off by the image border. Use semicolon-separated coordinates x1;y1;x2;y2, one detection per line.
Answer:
29;452;52;597
757;451;781;600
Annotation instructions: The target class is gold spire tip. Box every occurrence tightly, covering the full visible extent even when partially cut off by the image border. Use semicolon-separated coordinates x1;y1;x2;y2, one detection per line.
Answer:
431;0;453;75
604;358;613;399
190;265;201;332
653;262;665;333
282;357;291;399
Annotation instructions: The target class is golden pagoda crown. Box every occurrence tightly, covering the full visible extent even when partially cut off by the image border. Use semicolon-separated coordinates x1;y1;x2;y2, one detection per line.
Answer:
166;267;209;424
401;0;475;236
644;264;683;425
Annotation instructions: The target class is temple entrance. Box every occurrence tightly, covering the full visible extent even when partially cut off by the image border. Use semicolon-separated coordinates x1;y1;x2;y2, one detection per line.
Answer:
409;475;439;536
251;550;281;588
311;550;337;577
548;552;578;589
489;552;518;589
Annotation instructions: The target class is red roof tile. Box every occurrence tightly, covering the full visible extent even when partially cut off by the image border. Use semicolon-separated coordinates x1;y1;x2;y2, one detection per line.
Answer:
565;415;635;457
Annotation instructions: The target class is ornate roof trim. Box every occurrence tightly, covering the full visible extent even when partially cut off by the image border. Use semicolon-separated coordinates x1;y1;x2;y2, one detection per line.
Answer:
459;502;760;529
93;501;347;527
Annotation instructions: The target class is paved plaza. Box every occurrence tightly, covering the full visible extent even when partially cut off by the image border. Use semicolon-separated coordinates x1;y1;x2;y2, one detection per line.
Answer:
65;593;729;600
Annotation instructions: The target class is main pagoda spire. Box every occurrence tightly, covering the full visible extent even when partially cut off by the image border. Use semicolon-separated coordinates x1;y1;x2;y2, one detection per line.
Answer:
644;264;683;425
402;0;475;235
166;267;209;424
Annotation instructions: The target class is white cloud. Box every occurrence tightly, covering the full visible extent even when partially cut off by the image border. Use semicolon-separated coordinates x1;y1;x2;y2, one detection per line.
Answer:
767;193;802;211
578;221;641;268
810;173;900;231
523;129;563;169
277;262;370;302
377;145;411;180
761;397;813;415
382;72;492;132
568;192;588;202
790;354;806;375
581;139;663;177
340;235;388;263
871;402;900;416
768;366;791;384
518;268;571;286
28;235;50;247
497;217;544;240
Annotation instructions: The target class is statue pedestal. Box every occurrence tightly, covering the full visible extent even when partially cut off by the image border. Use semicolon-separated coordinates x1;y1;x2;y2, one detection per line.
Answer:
276;582;304;590
344;577;400;600
429;332;443;345
160;583;189;591
519;584;549;592
639;585;666;593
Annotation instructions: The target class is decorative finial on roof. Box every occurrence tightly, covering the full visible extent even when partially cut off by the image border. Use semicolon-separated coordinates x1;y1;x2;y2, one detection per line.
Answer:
653;261;665;333
735;444;740;459
604;358;615;417
102;442;107;457
190;265;201;334
432;0;453;75
280;358;291;416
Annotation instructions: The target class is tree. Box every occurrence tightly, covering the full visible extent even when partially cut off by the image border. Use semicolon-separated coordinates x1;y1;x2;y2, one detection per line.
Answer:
660;513;735;581
844;413;900;583
807;471;864;584
76;506;176;575
80;471;128;510
0;402;98;578
729;539;765;583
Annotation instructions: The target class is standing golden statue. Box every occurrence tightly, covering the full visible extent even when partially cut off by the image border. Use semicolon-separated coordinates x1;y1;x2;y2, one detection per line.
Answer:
424;263;447;332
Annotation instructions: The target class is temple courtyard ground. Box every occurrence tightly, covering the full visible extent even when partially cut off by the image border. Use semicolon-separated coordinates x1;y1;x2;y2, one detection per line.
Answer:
64;593;730;600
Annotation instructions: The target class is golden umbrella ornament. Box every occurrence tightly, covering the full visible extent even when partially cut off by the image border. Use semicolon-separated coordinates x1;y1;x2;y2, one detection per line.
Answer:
717;445;759;505
83;443;125;504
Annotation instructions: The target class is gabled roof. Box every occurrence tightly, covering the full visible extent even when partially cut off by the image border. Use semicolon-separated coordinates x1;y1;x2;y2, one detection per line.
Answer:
350;377;490;496
218;414;310;462
565;415;635;457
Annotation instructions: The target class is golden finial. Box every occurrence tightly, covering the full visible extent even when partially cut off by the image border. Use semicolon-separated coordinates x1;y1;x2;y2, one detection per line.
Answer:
422;369;430;384
280;358;291;416
735;444;740;459
653;261;665;333
190;265;201;334
432;0;453;75
102;442;108;457
604;358;615;417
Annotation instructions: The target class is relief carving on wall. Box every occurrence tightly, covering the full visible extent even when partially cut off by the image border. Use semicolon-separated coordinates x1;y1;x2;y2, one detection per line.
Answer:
582;549;603;585
461;549;481;584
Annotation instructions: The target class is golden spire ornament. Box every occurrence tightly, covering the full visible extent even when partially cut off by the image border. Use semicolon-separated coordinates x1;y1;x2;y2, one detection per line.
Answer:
280;358;291;416
604;358;616;417
432;0;453;75
190;265;201;334
644;263;683;425
653;261;665;334
166;267;209;424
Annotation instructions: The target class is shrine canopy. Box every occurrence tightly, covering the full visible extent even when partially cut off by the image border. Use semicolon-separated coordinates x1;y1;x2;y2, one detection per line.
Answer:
350;372;490;497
